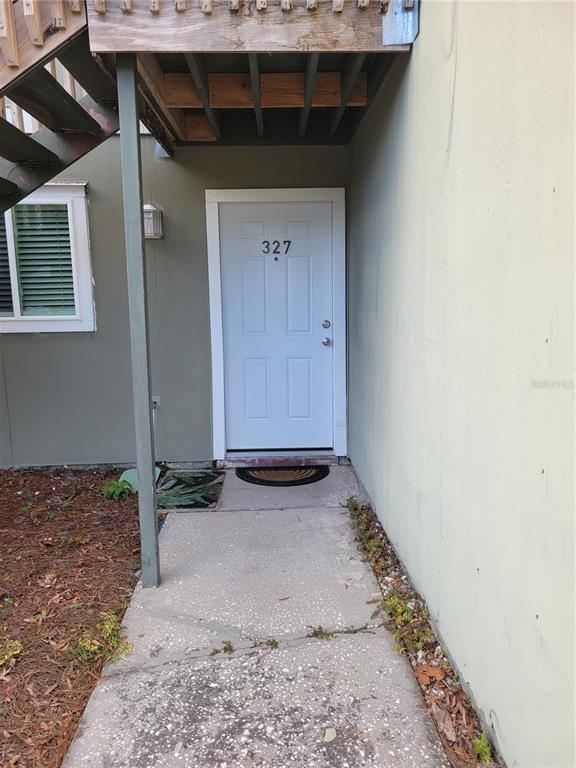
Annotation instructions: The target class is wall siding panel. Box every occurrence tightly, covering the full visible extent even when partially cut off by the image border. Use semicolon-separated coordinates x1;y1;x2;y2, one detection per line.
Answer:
0;139;347;466
347;3;574;767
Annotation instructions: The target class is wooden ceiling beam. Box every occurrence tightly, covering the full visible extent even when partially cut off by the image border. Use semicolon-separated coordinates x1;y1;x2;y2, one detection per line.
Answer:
184;53;221;140
185;113;217;142
329;52;366;137
299;52;319;138
137;52;186;142
165;71;367;110
248;53;263;139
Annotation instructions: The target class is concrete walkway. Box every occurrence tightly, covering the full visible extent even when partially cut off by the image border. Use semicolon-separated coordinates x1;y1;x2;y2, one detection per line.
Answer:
63;467;449;768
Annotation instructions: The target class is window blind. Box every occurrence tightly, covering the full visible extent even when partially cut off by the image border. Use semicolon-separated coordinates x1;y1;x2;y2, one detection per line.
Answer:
0;216;13;315
13;204;75;316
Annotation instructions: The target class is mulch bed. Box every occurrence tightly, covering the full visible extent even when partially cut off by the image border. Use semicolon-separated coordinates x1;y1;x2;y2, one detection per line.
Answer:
345;498;499;768
0;469;141;768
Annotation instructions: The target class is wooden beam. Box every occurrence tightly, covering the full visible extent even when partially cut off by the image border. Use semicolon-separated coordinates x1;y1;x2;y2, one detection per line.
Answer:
50;0;66;29
0;116;59;163
0;0;18;67
165;71;367;109
184;53;221;140
329;52;366;137
6;67;102;134
185;112;217;141
261;71;367;107
56;31;117;103
0;92;118;212
85;2;407;53
116;52;160;589
23;0;43;47
208;73;251;108
347;52;398;138
367;51;397;102
137;52;186;141
94;49;174;156
0;175;18;194
299;52;319;138
248;53;263;139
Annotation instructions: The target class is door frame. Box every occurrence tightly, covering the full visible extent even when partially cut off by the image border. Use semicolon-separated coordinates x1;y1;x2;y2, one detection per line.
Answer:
205;188;347;460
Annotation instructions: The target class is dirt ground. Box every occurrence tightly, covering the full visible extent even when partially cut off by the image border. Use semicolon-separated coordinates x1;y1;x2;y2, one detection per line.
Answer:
0;469;141;768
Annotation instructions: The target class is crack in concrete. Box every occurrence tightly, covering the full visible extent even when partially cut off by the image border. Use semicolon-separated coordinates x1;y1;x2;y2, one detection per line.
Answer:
103;624;388;680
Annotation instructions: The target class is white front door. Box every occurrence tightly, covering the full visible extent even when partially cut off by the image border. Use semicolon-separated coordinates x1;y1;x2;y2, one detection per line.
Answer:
219;200;336;450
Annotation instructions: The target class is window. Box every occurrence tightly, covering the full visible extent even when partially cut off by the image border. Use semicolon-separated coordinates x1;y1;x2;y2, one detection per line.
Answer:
0;184;95;333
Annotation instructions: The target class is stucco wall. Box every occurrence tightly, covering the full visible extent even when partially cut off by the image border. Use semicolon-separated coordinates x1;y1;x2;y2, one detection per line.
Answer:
0;140;347;466
347;2;574;767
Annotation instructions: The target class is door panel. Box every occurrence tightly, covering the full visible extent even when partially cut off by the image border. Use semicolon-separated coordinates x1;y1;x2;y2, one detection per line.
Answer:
220;201;334;450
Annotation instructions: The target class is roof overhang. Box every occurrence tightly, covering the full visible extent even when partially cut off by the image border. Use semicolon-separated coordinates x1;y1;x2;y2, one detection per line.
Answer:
86;0;419;54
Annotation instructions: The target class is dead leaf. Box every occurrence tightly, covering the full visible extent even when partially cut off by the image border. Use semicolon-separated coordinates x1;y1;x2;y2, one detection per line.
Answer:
414;664;446;686
37;572;57;588
431;702;457;743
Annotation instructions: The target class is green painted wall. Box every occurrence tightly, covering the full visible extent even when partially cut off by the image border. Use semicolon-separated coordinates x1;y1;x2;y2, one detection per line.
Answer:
347;3;574;767
0;139;348;466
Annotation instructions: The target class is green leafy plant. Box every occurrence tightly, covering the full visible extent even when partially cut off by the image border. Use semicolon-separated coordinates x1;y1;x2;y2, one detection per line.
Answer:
473;732;493;764
69;632;102;662
210;640;236;656
70;611;130;663
101;479;133;502
307;626;335;640
155;471;224;509
96;611;131;660
0;639;23;667
383;592;413;623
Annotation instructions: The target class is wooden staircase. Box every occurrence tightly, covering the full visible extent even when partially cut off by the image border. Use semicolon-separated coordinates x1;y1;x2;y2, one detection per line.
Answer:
0;1;121;213
0;1;177;215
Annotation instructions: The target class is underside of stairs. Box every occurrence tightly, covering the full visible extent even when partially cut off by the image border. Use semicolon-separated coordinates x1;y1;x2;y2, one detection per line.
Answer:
0;1;172;214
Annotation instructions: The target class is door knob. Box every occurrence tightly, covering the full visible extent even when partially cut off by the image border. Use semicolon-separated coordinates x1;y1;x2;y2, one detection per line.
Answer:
322;337;331;346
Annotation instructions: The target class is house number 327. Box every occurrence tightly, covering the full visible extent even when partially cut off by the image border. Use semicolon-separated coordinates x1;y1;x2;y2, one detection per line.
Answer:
262;240;291;255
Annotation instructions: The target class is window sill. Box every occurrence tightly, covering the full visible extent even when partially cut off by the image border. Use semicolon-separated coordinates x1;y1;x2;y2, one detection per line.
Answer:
0;318;96;334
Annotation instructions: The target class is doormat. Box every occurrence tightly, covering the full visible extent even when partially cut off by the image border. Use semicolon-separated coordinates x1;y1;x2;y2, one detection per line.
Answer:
236;466;330;487
156;470;225;509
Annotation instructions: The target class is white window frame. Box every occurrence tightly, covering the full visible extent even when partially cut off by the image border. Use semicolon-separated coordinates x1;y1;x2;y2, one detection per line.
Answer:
0;183;95;333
